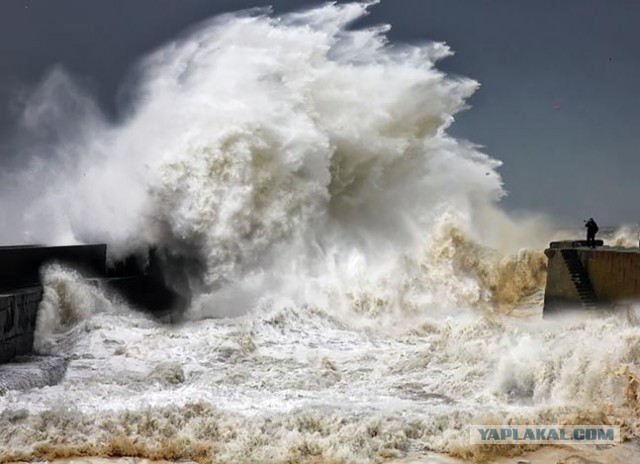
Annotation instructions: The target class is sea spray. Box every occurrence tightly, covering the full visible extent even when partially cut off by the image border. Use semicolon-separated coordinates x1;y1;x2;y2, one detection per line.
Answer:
2;3;637;464
0;1;545;320
34;264;128;355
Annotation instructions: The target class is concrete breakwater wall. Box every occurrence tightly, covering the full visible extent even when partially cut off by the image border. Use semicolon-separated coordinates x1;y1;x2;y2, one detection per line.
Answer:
0;244;181;364
0;245;107;364
0;287;42;364
543;240;640;315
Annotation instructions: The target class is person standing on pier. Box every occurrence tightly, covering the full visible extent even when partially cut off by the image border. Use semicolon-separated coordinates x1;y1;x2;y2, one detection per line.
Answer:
585;217;599;248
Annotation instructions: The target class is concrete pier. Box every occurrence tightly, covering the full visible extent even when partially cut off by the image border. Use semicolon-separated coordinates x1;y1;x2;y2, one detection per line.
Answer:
0;287;42;363
543;240;640;315
0;244;181;364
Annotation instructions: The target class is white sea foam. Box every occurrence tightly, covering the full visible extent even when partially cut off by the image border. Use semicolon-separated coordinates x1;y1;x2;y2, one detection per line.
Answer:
0;2;636;463
4;286;640;462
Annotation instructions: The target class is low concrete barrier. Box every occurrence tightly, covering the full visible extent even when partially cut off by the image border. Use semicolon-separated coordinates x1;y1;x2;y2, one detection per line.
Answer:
0;288;42;364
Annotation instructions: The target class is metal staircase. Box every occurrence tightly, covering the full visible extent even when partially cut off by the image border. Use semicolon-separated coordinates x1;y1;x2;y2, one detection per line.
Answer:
560;249;598;308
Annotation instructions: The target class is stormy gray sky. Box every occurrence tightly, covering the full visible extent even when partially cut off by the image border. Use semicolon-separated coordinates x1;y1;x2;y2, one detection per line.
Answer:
0;0;638;227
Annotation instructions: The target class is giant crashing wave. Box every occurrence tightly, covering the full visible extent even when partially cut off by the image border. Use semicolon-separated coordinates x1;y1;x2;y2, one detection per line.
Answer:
0;1;550;321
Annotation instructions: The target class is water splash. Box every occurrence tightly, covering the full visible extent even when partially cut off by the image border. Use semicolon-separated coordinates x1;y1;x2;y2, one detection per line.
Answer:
6;4;631;463
0;1;549;320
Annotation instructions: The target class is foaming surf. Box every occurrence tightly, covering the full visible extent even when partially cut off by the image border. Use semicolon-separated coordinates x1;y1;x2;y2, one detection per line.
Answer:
4;283;640;462
0;2;638;463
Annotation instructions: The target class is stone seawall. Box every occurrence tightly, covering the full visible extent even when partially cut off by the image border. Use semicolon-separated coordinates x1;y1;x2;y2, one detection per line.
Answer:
543;241;640;315
0;288;42;363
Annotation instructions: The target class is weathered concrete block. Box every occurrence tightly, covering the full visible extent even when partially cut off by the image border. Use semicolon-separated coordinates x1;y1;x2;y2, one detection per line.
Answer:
0;339;17;364
1;296;16;339
0;291;40;362
13;289;41;336
15;295;28;335
544;243;640;316
15;333;34;356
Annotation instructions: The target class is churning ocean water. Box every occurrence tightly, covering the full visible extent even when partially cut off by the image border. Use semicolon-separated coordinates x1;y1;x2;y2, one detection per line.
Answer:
2;3;640;463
